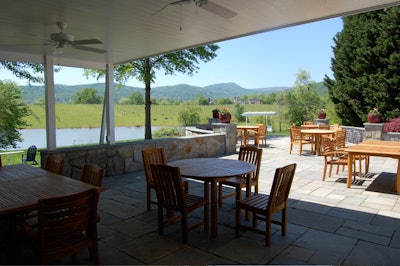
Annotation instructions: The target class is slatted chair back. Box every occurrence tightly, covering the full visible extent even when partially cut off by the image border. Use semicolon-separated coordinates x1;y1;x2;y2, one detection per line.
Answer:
36;189;100;264
150;164;208;243
235;163;297;246
334;129;347;150
238;146;262;185
44;155;65;175
142;147;166;211
80;163;104;187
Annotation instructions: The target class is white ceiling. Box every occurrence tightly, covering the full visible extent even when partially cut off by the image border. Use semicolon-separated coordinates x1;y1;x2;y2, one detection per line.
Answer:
1;0;399;70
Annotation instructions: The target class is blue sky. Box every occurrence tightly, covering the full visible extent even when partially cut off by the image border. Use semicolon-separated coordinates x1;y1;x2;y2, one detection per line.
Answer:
1;17;343;89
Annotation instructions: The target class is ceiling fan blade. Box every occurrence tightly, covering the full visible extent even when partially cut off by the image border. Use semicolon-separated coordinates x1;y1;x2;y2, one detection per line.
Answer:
73;39;102;45
152;0;190;16
74;46;106;54
200;1;237;19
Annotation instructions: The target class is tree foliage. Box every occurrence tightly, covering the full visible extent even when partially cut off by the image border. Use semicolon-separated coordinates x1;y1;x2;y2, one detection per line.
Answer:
119;91;144;105
0;80;31;149
85;44;219;139
178;106;201;126
73;87;102;104
285;69;322;126
324;7;400;126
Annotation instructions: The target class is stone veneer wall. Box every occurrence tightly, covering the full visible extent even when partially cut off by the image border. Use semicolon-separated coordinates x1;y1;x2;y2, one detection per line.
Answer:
40;123;237;179
341;123;400;143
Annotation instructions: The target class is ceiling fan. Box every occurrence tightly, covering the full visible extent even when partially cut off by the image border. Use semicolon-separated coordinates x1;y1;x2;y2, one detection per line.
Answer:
153;0;237;19
47;21;106;54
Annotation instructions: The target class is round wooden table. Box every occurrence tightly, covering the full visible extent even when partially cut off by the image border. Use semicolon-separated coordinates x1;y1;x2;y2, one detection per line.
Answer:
300;129;335;155
168;158;255;238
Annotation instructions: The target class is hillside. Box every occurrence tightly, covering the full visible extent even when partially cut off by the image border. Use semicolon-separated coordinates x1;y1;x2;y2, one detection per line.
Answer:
20;82;290;104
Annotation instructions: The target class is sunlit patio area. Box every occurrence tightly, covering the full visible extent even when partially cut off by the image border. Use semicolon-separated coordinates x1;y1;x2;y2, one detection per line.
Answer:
2;135;400;264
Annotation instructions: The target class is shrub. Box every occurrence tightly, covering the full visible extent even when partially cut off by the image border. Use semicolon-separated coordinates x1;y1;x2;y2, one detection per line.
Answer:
384;118;400;132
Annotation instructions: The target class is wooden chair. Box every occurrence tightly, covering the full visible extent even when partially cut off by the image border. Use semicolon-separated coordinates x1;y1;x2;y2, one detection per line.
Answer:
289;127;313;155
235;163;297;246
80;163;104;223
251;124;267;147
22;145;38;165
218;146;263;208
22;189;100;264
303;121;314;125
44;155;65;175
333;130;369;178
150;164;208;243
142;147;188;211
322;137;356;181
80;163;104;187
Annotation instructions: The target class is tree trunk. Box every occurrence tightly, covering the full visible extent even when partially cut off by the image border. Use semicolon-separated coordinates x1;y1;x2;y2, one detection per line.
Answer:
144;59;152;139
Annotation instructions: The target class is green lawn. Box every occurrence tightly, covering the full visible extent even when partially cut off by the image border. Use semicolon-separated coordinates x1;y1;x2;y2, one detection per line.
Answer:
25;103;291;130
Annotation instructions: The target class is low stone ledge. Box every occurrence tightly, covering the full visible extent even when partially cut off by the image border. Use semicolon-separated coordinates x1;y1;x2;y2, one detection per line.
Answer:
40;133;228;178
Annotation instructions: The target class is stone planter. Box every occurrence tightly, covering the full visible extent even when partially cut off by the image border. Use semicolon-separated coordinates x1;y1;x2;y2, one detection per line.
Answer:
219;114;231;123
368;114;381;123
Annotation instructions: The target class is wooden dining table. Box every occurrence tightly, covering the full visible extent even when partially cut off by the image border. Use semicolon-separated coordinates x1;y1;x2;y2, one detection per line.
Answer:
168;158;255;238
236;125;259;146
300;129;335;155
0;164;101;217
0;164;102;263
345;140;400;194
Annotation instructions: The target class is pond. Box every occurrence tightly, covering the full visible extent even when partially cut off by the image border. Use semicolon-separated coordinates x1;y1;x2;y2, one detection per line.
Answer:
16;126;160;150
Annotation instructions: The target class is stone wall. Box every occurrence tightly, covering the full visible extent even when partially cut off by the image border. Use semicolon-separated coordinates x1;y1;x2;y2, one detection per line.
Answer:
40;123;236;179
342;123;400;143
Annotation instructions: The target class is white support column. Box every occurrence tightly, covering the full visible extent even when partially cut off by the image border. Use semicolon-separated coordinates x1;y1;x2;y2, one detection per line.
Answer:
105;64;115;144
44;56;56;150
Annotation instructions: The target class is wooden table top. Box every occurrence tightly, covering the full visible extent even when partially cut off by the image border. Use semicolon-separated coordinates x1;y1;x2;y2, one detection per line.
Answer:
345;140;400;157
168;158;255;180
0;164;100;217
301;129;335;134
236;125;259;130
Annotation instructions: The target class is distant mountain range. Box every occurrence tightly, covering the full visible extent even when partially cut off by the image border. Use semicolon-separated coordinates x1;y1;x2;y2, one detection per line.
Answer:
20;82;291;104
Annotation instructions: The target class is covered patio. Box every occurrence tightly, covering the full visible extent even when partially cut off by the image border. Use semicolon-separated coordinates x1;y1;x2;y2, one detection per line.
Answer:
2;136;400;264
1;0;399;150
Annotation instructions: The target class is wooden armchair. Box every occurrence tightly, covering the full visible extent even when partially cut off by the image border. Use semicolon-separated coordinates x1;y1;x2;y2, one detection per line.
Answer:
322;137;355;180
218;146;262;208
150;164;208;243
333;130;369;178
246;124;267;147
235;163;297;246
21;189;100;264
289;127;313;155
142;147;188;211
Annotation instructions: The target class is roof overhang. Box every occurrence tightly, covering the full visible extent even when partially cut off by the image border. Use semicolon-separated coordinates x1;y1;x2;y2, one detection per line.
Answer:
1;0;400;69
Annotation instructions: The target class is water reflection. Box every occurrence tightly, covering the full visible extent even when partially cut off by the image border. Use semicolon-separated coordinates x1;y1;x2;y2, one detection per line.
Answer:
16;126;159;149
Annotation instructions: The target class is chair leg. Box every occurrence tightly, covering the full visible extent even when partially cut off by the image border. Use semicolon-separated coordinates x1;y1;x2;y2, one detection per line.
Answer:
265;214;272;246
147;186;151;211
323;163;327;181
157;205;164;236
235;204;241;237
181;213;188;243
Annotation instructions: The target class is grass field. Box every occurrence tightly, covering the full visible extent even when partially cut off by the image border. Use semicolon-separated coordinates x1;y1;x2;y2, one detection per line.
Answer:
25;103;290;130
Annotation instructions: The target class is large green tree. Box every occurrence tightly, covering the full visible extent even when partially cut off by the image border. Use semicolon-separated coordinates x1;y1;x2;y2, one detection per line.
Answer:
73;87;103;104
86;45;219;139
0;80;31;149
324;7;400;126
285;69;322;126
